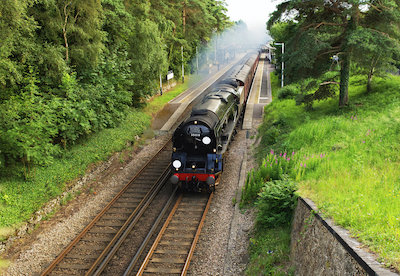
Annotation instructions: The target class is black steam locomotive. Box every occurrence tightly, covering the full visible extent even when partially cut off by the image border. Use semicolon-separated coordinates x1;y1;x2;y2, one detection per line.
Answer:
170;53;259;192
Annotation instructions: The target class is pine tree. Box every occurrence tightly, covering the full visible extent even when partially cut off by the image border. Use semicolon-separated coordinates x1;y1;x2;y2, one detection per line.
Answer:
268;0;400;106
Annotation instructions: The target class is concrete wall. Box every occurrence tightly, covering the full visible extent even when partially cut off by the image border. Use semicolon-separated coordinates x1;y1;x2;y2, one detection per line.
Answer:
290;198;398;276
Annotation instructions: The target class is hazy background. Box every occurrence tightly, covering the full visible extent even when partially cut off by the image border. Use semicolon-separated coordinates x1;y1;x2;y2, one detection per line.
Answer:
225;0;279;42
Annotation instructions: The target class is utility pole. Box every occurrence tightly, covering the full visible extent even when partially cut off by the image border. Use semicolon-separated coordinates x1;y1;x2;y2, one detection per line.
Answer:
196;46;199;74
159;73;163;95
275;42;284;87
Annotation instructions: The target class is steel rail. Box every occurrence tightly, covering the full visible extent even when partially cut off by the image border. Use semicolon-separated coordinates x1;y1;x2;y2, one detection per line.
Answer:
136;194;184;275
122;186;179;276
41;138;171;276
135;193;212;276
181;192;213;276
86;165;171;276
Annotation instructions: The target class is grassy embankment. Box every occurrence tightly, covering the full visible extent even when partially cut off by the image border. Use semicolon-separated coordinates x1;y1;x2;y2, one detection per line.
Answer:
0;79;191;237
243;72;294;276
244;72;400;273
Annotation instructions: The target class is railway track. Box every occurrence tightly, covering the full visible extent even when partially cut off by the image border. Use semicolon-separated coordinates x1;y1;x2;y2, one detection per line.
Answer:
134;192;213;276
41;140;172;275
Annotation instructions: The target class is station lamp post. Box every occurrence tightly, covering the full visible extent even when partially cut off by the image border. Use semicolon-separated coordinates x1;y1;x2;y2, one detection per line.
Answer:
275;42;284;87
181;46;184;83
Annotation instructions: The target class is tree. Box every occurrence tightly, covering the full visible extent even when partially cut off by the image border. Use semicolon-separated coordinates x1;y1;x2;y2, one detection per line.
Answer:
268;0;400;106
0;0;37;98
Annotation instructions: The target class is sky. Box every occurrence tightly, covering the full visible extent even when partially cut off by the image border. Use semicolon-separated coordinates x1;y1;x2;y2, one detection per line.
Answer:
224;0;279;41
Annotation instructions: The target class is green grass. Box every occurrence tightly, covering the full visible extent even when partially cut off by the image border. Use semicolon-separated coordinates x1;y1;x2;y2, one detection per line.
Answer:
0;78;190;231
144;75;198;116
255;74;400;271
246;227;293;276
243;71;294;275
270;72;280;98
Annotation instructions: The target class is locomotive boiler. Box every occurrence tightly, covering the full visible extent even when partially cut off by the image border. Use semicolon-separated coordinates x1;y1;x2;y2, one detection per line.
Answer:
170;53;259;192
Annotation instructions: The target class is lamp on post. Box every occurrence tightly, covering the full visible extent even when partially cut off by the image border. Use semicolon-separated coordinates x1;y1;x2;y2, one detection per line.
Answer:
275;42;284;87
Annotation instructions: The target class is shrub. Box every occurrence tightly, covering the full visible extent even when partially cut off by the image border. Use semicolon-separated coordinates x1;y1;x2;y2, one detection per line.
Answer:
241;150;297;207
255;178;298;228
277;84;298;100
0;69;61;176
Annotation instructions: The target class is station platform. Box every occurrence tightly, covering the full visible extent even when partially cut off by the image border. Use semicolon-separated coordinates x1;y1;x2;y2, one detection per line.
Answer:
242;54;273;130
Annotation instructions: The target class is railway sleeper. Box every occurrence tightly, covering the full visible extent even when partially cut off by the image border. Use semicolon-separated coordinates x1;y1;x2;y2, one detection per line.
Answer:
80;234;114;242
163;233;194;239
54;262;90;270
159;240;192;246
143;267;182;274
150;257;186;264
106;207;135;214
88;226;119;234
111;202;140;208
155;249;188;254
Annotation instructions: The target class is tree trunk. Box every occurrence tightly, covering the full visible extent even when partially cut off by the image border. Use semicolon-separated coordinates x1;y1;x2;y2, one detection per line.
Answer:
63;1;72;62
339;52;350;107
367;57;378;93
367;68;373;93
339;10;357;107
182;1;186;35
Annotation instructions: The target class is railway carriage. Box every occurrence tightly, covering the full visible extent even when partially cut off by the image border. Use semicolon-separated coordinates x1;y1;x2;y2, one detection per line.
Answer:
170;53;259;192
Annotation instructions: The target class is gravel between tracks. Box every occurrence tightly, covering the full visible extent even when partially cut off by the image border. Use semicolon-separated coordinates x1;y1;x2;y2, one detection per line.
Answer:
3;121;260;275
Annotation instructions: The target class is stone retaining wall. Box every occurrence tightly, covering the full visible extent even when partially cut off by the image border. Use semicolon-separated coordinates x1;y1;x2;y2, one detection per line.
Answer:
290;198;398;276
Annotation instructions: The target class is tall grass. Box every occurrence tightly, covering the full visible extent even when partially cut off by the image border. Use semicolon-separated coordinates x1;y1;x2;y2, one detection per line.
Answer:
252;74;400;271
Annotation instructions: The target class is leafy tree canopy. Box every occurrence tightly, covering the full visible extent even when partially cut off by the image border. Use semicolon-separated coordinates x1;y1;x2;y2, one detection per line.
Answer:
268;0;400;106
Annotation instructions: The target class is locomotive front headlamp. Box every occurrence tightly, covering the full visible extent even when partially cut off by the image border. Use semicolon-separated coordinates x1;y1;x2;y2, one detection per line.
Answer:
202;136;211;145
173;160;182;169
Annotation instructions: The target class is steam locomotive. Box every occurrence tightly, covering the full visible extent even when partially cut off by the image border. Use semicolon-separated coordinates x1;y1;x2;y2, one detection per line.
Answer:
170;53;259;192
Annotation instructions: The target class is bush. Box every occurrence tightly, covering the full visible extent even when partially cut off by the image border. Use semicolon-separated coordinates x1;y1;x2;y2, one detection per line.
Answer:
0;69;132;176
277;84;298;100
255;178;298;228
0;70;61;173
241;150;297;207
